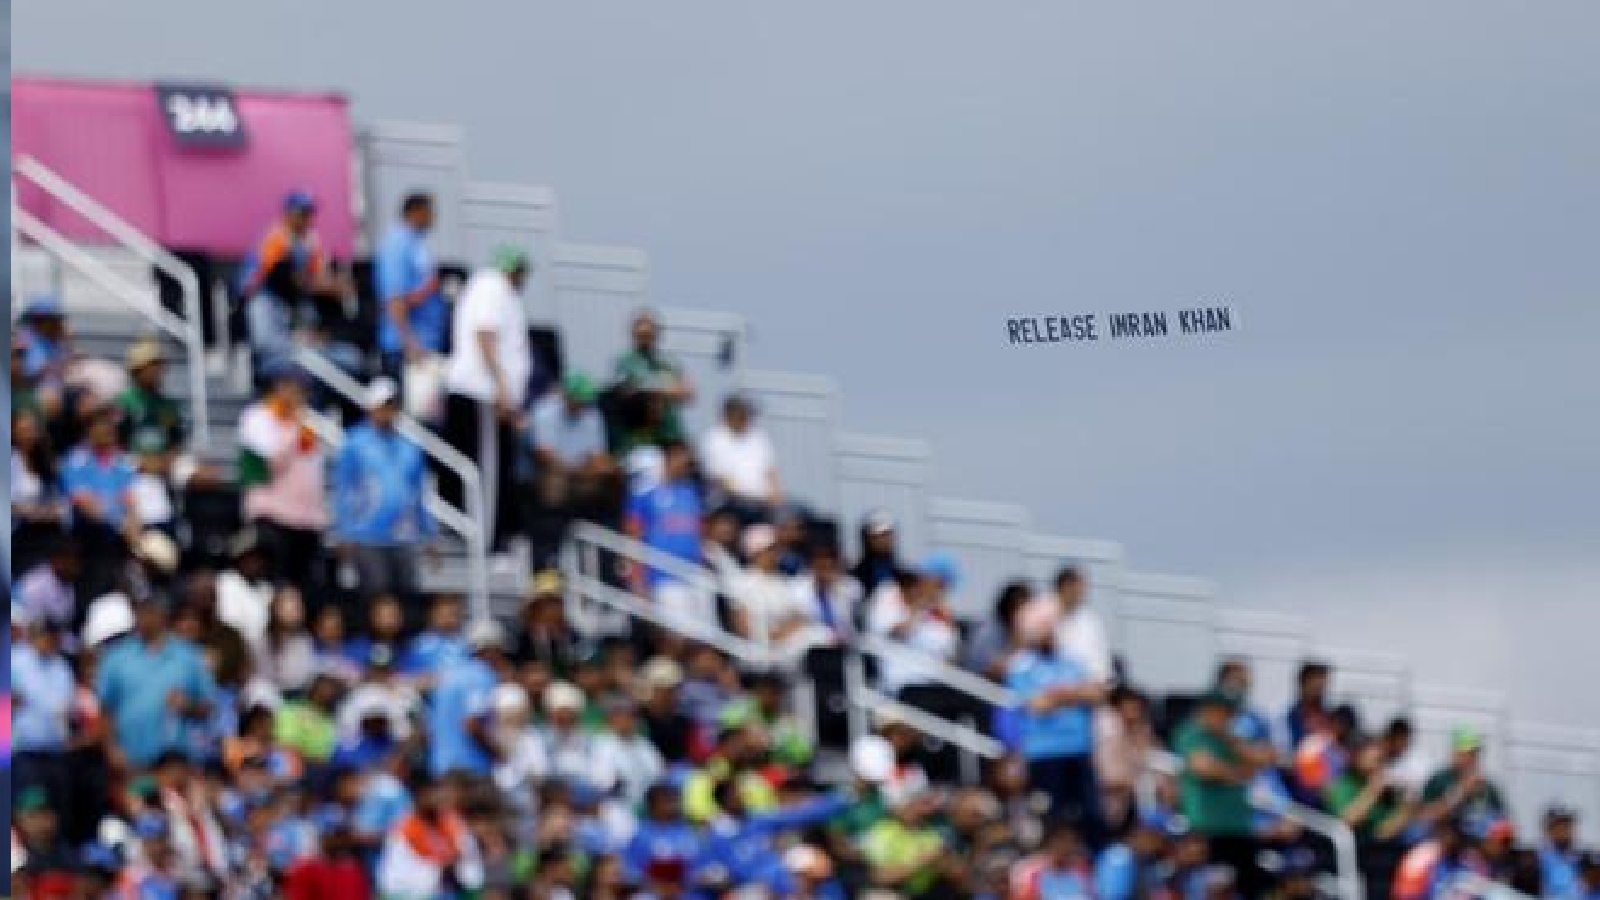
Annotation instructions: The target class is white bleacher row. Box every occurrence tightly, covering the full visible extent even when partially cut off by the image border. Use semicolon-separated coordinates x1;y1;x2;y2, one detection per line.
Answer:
13;120;1597;845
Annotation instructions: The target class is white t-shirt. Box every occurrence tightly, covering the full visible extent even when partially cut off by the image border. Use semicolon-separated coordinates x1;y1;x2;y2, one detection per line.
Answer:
445;269;531;407
731;568;806;640
866;582;961;694
700;425;777;500
1056;604;1113;682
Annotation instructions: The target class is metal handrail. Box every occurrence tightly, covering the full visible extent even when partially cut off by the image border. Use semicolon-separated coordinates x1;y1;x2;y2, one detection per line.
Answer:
292;347;490;619
1145;750;1365;900
856;633;1018;707
14;156;211;447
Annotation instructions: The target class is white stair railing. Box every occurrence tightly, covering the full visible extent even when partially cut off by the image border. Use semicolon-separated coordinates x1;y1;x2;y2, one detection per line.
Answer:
292;347;491;620
13;156;211;447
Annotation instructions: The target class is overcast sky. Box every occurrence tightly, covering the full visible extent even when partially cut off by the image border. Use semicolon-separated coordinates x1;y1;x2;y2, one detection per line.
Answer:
14;1;1600;726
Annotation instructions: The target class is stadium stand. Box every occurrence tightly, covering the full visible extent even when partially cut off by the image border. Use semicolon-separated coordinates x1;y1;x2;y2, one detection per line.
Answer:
8;75;1599;899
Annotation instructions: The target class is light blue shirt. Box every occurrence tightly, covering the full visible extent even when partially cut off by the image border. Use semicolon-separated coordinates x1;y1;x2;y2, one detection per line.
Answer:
332;423;436;546
1541;845;1580;899
427;656;497;776
10;643;75;752
96;634;216;767
530;393;608;467
375;224;446;354
1007;650;1094;760
60;446;138;529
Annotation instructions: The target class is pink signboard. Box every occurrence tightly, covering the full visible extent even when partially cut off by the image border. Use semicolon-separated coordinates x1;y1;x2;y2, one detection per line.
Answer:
13;76;358;258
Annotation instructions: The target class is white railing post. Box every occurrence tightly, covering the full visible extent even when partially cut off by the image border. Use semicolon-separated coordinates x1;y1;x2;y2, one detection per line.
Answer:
14;157;211;448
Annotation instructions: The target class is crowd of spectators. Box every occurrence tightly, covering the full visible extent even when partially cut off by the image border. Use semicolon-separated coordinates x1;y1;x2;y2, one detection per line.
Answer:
7;188;1599;900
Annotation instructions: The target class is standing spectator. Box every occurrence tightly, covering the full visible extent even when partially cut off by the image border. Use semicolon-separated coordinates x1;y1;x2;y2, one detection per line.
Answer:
851;510;910;597
375;192;445;383
10;408;68;576
625;440;709;622
1094;686;1156;833
1419;727;1508;828
1327;736;1419;900
1052;565;1112;683
1215;658;1274;746
442;246;533;550
402;594;471;684
241;191;344;387
965;580;1032;681
700;394;781;517
238;363;329;592
116;338;186;456
1006;598;1109;849
1177;691;1269;899
15;295;72;393
1285;660;1332;752
612;309;695;451
1539;805;1582;899
96;594;216;768
10;618;77;831
332;376;438;603
428;618;513;777
61;405;140;597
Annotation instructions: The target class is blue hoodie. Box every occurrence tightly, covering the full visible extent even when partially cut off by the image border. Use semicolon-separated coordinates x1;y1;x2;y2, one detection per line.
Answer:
696;795;851;892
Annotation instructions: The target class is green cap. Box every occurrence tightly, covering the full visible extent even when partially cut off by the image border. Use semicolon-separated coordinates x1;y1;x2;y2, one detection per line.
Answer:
1451;727;1483;753
563;372;597;404
494;245;531;274
15;785;50;813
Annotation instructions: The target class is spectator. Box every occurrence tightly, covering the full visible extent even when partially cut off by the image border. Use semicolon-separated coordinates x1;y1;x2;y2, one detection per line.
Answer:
115;338;186;456
624;782;704;884
238;363;329;592
1285;660;1332;752
860;789;948;898
10;408;68;575
851;509;910;596
530;371;619;518
184;570;252;691
867;560;962;698
332;376;438;602
513;570;584;678
1095;686;1156;833
613;309;695;452
241;190;344;387
1540;805;1582;899
13;538;79;634
375;192;445;383
96;593;216;768
1095;816;1173;900
152;750;230;885
700;394;782;516
1006;598;1109;848
1381;716;1431;795
283;827;372;900
965;579;1032;680
402;593;470;684
1294;702;1359;798
1053;565;1113;683
61;404;140;595
625;439;710;622
441;245;533;550
594;696;666;806
638;656;695;763
694;778;851;896
15;295;72;393
258;586;318;694
791;538;864;646
428;618;514;777
275;672;346;766
375;775;485;897
10;618;77;830
11;785;79;894
1420;727;1508;829
541;680;615;791
720;671;814;768
728;523;808;649
1177;691;1269;899
218;527;276;652
1012;821;1097;900
1327;736;1419;900
343;592;408;667
1215;658;1274;747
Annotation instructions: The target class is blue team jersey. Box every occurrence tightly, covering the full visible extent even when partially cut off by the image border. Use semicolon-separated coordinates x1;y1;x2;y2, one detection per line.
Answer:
1007;650;1094;760
375;225;446;354
626;480;705;586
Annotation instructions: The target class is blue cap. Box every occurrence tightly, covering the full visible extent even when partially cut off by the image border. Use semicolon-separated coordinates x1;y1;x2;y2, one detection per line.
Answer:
259;357;310;385
284;189;317;213
920;552;962;590
22;295;64;318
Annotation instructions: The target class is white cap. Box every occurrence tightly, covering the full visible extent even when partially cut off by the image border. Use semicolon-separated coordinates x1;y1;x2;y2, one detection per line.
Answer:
466;618;507;651
81;597;135;648
135;530;180;575
544;681;585;713
849;735;896;784
365;376;400;410
641;656;684;689
865;510;898;535
742;524;778;557
783;845;834;879
492;683;530;714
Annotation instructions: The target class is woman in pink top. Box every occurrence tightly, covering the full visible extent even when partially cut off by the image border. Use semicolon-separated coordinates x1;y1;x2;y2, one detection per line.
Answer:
237;364;329;591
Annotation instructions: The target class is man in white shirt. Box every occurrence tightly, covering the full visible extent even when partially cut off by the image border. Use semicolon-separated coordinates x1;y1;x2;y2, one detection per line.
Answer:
1052;565;1113;683
442;246;532;549
700;394;781;516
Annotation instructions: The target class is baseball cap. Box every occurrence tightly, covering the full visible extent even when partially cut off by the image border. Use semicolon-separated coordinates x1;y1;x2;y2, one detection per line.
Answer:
742;524;778;557
260;357;310;386
528;569;564;599
364;376;400;410
1545;803;1578;824
126;338;166;372
492;683;530;715
466;618;507;652
544;681;585;713
1451;726;1484;753
15;785;51;814
641;657;684;690
283;190;317;213
82;597;135;648
920;552;962;590
22;295;64;318
864;510;897;536
562;372;598;404
493;245;530;274
135;530;181;575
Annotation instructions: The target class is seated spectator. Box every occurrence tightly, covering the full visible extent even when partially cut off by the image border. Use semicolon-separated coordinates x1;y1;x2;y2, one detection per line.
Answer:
238;362;329;592
513;570;584;678
331;377;438;602
624;782;705;884
1007;598;1110;849
695;778;852;896
12;785;80;895
336;641;417;751
184;570;252;692
851;509;910;597
965;579;1032;680
116;338;186;457
258;586;318;695
700;394;782;516
218;527;275;652
701;505;745;583
1012;821;1097;900
1381;716;1432;796
719;671;814;768
15;295;72;394
867;560;962;698
612;309;694;452
1328;735;1420;898
275;672;346;766
1053;565;1112;683
1285;660;1332;754
402;593;471;684
375;192;446;382
483;683;550;799
10;407;68;575
625;440;711;623
1176;691;1270;898
638;656;696;762
683;724;780;825
1419;727;1508;830
61;404;140;596
96;593;217;769
374;775;485;898
13;538;79;634
594;696;666;806
530;371;620;516
1095;816;1173;900
1540;805;1582;899
10;617;77;831
1293;702;1359;799
343;592;408;669
728;524;808;649
860;789;948;897
790;539;864;647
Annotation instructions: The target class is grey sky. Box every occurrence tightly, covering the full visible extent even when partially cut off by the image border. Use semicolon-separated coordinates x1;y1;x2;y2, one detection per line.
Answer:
15;1;1600;725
